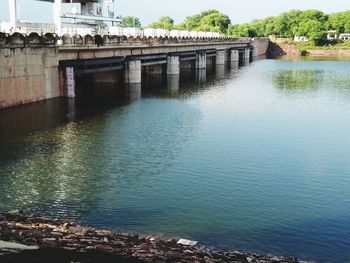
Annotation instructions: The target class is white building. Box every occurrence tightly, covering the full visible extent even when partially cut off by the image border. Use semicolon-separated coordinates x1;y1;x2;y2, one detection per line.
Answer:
4;0;121;35
339;33;350;40
294;36;309;42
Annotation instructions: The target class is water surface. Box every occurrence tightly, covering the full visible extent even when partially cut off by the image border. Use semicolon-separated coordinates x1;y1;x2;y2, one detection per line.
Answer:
1;59;350;262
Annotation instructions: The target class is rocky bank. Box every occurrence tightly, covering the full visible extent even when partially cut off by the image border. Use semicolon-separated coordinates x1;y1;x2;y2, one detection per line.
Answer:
267;41;350;57
0;213;312;263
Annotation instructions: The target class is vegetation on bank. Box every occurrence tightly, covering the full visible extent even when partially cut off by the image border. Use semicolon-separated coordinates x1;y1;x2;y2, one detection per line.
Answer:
228;9;350;46
121;10;231;34
122;9;350;49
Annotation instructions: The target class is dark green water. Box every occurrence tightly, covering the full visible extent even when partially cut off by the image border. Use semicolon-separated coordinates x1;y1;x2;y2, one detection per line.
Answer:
1;59;350;262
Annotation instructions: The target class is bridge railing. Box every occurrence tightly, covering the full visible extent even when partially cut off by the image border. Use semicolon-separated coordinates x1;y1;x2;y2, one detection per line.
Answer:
0;32;252;49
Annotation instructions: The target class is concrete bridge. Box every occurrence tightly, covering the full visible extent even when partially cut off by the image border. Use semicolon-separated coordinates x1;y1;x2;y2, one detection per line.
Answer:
0;32;269;109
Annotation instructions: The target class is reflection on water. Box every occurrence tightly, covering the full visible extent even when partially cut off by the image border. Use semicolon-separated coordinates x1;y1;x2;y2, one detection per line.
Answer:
2;59;350;263
272;70;323;91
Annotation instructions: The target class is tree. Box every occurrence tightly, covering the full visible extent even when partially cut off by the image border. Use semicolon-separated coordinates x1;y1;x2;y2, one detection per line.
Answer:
174;10;230;33
327;11;350;33
148;17;174;30
198;12;231;33
227;9;332;45
121;16;141;28
228;24;252;37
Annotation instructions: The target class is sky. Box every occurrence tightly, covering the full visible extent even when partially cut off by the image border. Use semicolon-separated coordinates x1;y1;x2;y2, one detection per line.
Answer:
1;0;350;26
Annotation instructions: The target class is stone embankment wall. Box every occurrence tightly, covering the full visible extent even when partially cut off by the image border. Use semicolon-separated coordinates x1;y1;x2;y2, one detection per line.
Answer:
267;40;350;57
267;42;299;57
251;37;270;56
0;33;60;109
0;213;307;263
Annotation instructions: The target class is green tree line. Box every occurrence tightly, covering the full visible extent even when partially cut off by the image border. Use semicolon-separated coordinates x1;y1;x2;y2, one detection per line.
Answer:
121;10;231;34
121;9;350;45
228;9;350;45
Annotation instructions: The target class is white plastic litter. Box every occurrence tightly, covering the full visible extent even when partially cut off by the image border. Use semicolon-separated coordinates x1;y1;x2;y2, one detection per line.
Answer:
177;239;198;246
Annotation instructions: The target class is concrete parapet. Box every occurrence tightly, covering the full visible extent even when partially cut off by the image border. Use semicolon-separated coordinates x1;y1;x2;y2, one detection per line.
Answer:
0;33;6;46
84;34;94;46
27;32;41;47
94;35;104;46
62;34;72;45
73;35;83;46
43;33;56;45
9;32;25;47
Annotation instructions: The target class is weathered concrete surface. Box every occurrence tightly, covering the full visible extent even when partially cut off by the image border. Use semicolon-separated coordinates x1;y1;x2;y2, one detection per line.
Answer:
0;213;309;263
166;56;180;75
251;37;270;56
125;60;142;84
0;48;60;109
215;50;226;65
231;50;239;62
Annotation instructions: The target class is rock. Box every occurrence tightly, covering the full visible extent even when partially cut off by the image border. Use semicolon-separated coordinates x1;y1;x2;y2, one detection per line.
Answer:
50;232;63;237
42;238;56;242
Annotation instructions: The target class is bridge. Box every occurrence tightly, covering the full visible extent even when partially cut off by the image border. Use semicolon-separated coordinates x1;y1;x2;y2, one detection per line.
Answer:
0;32;269;109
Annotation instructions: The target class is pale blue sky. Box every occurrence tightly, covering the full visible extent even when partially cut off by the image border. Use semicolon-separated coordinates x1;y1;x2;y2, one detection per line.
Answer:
1;0;350;25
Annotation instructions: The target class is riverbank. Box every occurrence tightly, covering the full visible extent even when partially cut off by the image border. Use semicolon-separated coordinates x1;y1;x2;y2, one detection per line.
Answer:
0;213;309;263
267;40;350;57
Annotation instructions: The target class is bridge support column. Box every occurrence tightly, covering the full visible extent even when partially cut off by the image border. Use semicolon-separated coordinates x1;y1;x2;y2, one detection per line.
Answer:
124;84;141;102
216;64;225;79
167;75;180;96
196;69;206;84
195;52;207;69
231;50;239;62
167;56;180;75
53;0;62;35
60;67;75;98
216;50;226;65
244;48;250;61
253;47;259;57
125;60;141;84
8;0;17;30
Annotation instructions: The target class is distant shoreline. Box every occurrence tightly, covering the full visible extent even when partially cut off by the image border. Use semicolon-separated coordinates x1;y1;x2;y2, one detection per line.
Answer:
267;41;350;58
0;212;308;263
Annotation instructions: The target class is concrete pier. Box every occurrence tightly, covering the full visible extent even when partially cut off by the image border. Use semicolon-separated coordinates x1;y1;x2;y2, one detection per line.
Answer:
216;64;225;79
195;52;207;69
125;60;141;84
167;75;180;96
196;69;206;84
244;48;250;61
66;67;75;98
231;50;239;62
124;83;141;102
167;56;180;75
216;50;226;65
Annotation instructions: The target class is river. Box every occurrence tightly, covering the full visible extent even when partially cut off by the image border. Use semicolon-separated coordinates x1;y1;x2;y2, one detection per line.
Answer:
1;58;350;262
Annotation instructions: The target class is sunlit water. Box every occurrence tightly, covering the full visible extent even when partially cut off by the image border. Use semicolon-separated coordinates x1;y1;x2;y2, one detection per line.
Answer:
1;59;350;262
